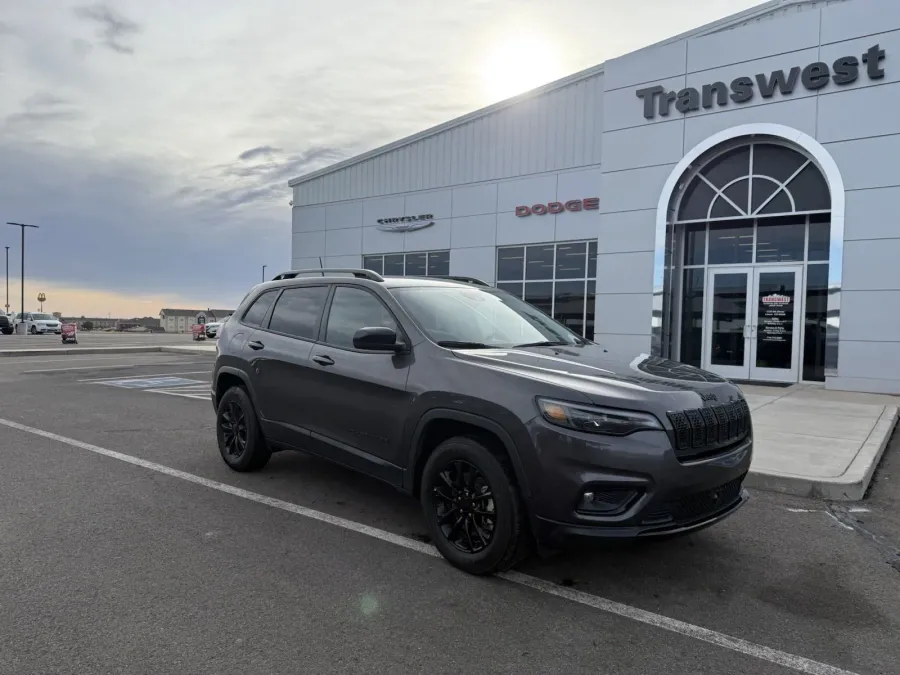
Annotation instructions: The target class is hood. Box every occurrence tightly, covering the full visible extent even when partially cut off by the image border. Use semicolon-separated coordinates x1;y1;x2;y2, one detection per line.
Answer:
452;343;743;411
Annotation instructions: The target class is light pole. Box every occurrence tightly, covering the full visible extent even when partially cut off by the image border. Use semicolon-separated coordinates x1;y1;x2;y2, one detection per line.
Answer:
261;264;267;282
4;246;9;314
7;222;39;333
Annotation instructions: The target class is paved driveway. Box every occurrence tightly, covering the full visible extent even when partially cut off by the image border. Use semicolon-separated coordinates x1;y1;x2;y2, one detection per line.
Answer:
0;353;898;674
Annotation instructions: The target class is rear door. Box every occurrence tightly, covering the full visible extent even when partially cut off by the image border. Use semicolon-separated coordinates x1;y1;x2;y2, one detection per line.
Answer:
236;289;280;418
250;284;330;440
302;284;413;482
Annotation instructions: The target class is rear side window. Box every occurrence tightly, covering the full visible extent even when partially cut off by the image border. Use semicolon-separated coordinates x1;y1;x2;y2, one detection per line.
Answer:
269;286;329;340
242;290;278;327
325;286;398;349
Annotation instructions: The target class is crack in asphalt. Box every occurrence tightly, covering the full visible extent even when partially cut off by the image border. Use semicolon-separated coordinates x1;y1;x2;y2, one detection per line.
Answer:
825;502;900;573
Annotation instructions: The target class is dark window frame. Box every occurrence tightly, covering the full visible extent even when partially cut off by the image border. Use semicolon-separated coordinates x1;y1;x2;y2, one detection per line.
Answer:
494;240;598;340
318;283;409;353
675;142;831;224
239;289;281;329
363;249;451;278
242;284;331;344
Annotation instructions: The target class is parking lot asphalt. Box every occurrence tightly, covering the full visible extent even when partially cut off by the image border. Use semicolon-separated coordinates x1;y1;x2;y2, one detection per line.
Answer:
1;353;898;675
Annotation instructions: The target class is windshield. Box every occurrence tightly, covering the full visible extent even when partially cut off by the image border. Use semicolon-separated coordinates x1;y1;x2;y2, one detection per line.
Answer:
32;313;54;321
391;286;585;348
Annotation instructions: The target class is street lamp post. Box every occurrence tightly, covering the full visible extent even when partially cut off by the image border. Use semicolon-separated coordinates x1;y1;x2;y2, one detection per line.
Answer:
7;222;39;333
262;265;267;282
4;246;9;314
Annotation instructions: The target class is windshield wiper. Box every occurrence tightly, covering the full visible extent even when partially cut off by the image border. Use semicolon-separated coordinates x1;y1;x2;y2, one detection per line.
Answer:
512;340;570;348
436;340;494;349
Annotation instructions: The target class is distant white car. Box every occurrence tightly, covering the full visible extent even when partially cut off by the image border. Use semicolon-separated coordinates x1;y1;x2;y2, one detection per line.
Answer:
15;312;62;334
205;315;231;338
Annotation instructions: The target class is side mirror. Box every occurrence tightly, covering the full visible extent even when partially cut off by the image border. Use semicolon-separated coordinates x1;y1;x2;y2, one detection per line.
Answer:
352;326;404;352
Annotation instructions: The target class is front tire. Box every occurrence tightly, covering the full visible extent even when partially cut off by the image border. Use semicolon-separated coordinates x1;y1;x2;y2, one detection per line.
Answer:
421;436;529;575
29;325;37;335
216;386;271;472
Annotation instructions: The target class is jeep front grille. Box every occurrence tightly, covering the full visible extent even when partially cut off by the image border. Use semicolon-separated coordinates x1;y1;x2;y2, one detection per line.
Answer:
667;399;751;460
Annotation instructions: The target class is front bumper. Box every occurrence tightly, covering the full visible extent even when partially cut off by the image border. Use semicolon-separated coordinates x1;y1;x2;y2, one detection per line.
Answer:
523;417;752;545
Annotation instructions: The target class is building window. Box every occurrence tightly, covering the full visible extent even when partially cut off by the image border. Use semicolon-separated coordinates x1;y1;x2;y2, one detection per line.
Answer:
362;250;450;277
496;241;597;340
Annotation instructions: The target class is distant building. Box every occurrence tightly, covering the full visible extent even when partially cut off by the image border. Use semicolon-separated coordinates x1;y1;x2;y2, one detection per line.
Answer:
117;317;163;332
159;308;234;333
61;317;119;330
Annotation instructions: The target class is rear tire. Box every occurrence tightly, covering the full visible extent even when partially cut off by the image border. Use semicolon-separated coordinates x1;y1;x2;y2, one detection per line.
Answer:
216;386;271;472
421;436;530;575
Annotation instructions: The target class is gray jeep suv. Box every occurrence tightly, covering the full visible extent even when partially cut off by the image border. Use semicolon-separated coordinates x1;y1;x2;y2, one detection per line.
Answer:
211;269;752;575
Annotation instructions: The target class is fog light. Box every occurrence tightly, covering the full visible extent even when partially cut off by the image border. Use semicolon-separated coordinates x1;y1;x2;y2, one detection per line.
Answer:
577;488;639;515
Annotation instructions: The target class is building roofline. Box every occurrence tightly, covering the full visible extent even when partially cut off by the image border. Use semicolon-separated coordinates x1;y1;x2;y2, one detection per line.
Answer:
287;0;810;188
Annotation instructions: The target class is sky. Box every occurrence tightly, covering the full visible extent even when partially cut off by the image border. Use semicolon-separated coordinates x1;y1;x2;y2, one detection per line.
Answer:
0;0;760;318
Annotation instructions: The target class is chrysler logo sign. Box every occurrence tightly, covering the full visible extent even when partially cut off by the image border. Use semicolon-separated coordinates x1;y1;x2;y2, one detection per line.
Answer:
637;44;886;119
376;214;435;232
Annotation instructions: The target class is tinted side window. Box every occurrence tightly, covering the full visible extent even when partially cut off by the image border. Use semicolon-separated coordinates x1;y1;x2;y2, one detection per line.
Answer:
325;287;398;349
268;286;329;339
242;290;278;327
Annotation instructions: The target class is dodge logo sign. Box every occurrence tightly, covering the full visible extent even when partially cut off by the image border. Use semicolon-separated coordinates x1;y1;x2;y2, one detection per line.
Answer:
515;198;599;217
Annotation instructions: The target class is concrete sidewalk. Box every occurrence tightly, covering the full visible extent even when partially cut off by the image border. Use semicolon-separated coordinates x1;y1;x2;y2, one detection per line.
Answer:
741;383;898;501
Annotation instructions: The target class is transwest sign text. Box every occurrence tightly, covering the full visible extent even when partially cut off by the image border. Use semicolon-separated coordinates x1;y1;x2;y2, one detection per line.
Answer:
636;44;885;119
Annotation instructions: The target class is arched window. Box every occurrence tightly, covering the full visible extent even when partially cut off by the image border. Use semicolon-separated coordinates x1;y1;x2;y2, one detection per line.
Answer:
676;142;830;223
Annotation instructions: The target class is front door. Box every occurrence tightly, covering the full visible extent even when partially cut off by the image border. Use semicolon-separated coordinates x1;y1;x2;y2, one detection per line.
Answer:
703;268;751;380
702;266;803;383
749;266;802;383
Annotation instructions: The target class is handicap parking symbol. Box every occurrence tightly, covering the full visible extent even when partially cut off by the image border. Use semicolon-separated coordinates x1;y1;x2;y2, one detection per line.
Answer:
101;377;206;389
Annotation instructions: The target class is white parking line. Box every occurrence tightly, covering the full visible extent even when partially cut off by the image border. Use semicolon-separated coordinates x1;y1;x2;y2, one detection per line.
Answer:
0;354;204;366
145;387;210;400
0;416;859;675
25;362;207;374
79;371;210;382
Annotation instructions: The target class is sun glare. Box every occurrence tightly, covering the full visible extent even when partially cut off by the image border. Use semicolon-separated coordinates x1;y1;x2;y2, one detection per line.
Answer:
481;38;563;102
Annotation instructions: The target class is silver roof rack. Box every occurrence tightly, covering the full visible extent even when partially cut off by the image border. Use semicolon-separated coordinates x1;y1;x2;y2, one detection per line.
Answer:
409;275;491;287
271;268;384;282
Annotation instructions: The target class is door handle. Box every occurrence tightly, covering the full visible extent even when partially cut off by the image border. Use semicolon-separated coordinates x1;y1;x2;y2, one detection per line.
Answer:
312;354;335;366
248;340;265;350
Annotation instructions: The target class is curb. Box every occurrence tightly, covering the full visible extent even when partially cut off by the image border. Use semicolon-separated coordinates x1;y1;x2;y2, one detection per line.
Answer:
0;345;218;358
0;346;166;357
745;405;899;501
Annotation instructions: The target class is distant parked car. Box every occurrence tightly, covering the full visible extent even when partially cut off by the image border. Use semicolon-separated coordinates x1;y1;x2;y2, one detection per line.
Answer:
205;315;232;338
0;313;13;335
15;312;62;334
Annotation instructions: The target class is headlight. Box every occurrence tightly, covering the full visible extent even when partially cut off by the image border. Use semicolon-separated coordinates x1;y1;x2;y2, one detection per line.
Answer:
537;398;662;436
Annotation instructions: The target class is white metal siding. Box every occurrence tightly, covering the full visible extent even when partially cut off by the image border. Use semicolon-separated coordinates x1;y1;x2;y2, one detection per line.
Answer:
293;74;604;207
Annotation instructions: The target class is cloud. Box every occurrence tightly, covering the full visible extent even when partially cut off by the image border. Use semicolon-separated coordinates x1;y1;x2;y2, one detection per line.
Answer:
208;145;346;209
238;146;282;161
4;93;82;127
73;3;140;54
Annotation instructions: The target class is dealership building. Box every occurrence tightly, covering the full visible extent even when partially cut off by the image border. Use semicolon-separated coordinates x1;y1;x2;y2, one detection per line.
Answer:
289;0;900;394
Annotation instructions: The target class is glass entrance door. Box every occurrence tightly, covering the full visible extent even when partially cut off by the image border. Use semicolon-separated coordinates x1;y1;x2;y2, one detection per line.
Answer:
750;266;802;383
703;268;751;380
702;266;803;382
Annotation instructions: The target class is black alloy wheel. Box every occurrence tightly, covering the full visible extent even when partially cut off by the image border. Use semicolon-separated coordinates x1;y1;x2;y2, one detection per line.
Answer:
421;436;530;575
215;386;271;472
220;400;248;459
432;460;496;554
